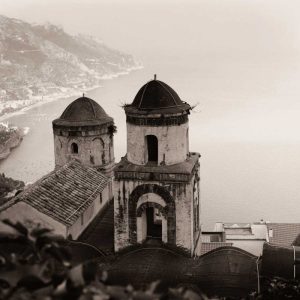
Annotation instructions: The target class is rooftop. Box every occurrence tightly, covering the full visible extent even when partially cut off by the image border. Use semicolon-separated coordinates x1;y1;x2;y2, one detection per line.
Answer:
98;245;257;297
125;78;191;115
267;223;300;246
115;152;200;182
0;160;109;226
53;96;113;127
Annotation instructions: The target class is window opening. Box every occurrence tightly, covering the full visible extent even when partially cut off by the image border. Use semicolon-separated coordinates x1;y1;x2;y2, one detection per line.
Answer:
71;142;78;154
146;135;158;163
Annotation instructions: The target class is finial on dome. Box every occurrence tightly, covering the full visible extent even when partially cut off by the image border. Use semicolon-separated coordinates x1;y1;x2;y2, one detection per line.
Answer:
154;74;157;80
83;93;85;97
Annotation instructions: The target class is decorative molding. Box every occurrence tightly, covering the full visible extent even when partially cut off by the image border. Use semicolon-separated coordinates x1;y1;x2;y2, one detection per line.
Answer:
126;114;188;127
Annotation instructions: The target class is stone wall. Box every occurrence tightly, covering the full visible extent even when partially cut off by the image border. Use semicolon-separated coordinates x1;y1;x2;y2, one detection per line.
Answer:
68;184;110;239
53;129;114;169
126;122;189;166
114;179;196;253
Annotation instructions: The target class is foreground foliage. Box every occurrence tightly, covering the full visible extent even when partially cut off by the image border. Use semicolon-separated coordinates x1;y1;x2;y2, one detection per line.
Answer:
0;221;209;300
1;221;300;299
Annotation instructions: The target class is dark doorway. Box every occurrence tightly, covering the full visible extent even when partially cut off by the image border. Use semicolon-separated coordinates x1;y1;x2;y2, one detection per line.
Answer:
146;207;162;240
146;135;158;163
71;142;78;154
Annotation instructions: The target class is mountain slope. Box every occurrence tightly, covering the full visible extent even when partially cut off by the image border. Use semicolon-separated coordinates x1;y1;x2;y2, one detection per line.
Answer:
0;15;139;110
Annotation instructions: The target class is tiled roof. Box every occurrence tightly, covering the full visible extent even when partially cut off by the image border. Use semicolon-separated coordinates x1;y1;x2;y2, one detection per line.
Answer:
0;160;109;227
128;79;191;114
293;234;300;246
201;242;233;255
53;96;113;127
267;223;300;246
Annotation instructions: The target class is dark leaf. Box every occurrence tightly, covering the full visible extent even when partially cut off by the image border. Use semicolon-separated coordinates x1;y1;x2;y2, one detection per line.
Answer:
0;278;10;289
2;219;28;236
36;235;53;251
82;261;97;284
30;228;53;238
17;275;46;291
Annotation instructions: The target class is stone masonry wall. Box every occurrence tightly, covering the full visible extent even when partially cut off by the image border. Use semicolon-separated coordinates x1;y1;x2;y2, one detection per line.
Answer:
53;131;114;168
126;122;189;166
114;179;195;253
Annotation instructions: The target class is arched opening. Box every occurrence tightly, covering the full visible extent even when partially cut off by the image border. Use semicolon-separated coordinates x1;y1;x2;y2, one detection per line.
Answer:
129;184;176;245
146;207;162;240
136;201;167;243
146;135;158;163
71;142;78;154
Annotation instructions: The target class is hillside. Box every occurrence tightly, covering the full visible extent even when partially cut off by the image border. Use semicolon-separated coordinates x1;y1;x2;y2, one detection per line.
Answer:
0;15;140;115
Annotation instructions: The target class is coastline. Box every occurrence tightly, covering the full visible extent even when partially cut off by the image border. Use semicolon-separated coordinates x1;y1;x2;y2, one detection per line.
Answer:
0;65;143;123
0;64;143;162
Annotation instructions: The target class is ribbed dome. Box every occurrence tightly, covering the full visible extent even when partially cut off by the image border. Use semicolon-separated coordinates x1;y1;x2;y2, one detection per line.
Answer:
130;79;190;113
53;96;113;127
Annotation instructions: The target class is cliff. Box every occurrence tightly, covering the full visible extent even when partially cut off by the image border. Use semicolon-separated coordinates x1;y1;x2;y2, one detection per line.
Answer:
0;123;24;160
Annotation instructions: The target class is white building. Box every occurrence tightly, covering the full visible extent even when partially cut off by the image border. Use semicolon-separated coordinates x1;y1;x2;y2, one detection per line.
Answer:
0;160;109;239
213;222;268;256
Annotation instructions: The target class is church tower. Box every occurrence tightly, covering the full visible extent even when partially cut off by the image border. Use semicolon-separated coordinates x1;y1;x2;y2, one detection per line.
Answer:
114;77;201;255
52;96;115;180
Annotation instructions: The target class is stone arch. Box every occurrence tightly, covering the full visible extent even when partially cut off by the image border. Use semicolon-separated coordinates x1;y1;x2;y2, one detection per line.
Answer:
128;184;176;244
136;201;168;218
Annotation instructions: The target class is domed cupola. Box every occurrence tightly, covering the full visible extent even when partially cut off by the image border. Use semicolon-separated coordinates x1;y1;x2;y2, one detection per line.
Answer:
124;76;191;166
130;78;191;113
52;96;115;175
53;96;113;126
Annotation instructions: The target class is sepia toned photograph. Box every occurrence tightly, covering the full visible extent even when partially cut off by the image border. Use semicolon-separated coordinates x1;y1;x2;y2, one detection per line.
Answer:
0;0;300;299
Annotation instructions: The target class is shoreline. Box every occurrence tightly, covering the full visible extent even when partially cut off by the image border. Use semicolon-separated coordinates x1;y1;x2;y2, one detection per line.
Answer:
0;65;143;123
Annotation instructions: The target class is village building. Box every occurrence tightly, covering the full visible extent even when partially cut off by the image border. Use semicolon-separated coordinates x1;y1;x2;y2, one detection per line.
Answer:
113;77;201;255
200;231;233;255
0;160;109;239
266;223;300;246
213;222;268;256
0;96;114;239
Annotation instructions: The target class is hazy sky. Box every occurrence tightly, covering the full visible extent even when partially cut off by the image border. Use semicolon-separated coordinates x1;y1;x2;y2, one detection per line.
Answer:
1;0;300;144
1;0;300;61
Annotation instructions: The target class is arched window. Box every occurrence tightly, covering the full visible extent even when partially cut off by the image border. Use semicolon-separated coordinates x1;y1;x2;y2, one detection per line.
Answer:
146;135;158;163
71;142;78;154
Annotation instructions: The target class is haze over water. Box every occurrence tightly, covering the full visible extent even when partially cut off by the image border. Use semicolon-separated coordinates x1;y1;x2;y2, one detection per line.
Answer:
1;0;300;229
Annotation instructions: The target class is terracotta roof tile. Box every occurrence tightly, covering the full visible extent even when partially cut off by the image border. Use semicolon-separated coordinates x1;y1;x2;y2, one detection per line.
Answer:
201;242;233;255
0;160;109;227
267;223;300;246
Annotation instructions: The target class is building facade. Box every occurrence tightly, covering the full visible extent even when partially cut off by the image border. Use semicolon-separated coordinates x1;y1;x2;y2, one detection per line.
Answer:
114;78;201;255
0;161;109;239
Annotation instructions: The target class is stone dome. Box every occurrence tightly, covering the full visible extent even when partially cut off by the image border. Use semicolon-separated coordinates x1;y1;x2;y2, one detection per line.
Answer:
53;96;113;127
129;79;191;114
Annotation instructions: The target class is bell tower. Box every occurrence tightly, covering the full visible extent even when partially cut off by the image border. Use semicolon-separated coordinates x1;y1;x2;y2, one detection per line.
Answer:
114;77;201;255
52;96;116;180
